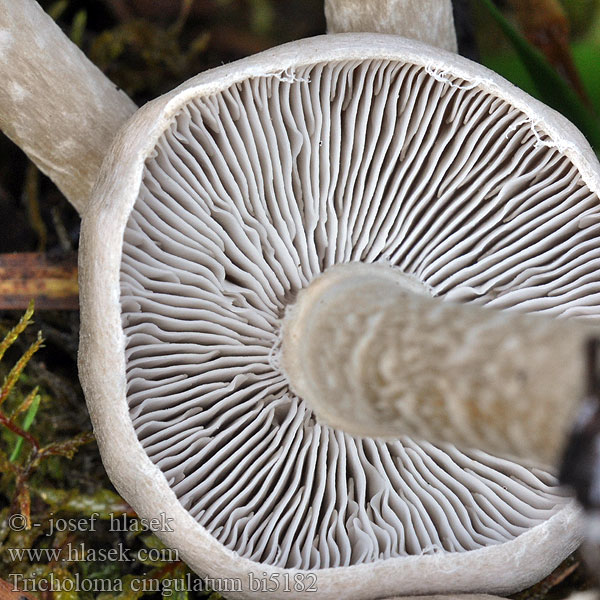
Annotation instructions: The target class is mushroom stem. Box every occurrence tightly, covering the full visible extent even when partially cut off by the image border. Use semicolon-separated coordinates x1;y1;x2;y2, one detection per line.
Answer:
281;262;594;469
324;0;458;52
0;0;137;214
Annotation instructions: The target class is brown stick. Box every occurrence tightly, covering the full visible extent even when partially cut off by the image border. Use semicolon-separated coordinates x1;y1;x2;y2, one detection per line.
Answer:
0;253;78;310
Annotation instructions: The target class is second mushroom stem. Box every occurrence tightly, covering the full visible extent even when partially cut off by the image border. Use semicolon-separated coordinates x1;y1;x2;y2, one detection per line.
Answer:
325;0;457;52
0;0;137;215
281;262;594;469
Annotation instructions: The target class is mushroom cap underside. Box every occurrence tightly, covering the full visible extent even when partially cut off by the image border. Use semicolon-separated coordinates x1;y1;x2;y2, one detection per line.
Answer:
79;34;600;599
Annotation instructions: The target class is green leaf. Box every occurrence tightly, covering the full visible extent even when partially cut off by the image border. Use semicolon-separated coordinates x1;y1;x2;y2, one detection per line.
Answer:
479;0;600;151
47;0;69;21
249;0;275;35
9;392;41;462
572;41;600;115
70;10;88;48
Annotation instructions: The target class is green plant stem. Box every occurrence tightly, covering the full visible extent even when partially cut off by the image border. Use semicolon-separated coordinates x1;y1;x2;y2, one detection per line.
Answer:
10;393;41;462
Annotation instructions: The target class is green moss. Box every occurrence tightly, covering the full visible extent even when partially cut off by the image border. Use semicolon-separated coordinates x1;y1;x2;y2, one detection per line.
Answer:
0;306;222;599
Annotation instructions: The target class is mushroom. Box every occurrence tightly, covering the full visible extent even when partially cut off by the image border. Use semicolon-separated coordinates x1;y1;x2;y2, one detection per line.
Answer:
1;1;599;599
81;35;596;599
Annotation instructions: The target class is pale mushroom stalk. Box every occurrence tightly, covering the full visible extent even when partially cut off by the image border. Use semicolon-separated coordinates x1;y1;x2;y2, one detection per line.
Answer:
325;0;457;52
0;0;137;214
281;262;596;469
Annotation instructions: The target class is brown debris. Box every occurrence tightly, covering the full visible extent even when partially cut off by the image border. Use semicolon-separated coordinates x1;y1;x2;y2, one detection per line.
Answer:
0;253;78;311
507;0;591;106
0;579;37;600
